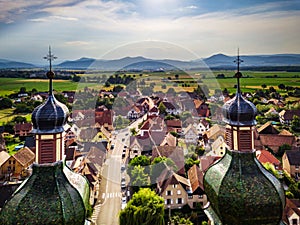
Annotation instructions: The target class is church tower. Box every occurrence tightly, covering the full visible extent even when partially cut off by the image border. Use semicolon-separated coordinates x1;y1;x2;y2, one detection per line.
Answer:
203;50;285;225
31;46;69;163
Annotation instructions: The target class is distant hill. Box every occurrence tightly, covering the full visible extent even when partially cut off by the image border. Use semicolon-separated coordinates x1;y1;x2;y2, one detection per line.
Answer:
203;53;300;68
0;59;36;69
1;53;300;70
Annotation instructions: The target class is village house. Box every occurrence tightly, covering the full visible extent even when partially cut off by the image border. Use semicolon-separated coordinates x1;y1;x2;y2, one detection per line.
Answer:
187;165;207;208
193;99;210;118
254;122;296;152
279;109;300;125
147;106;159;117
78;146;105;204
183;124;199;145
282;150;300;180
256;150;282;170
14;122;32;137
0;147;35;181
127;105;144;120
195;119;210;137
160;132;177;147
282;199;300;225
157;170;191;209
95;108;113;131
160;100;181;115
129;131;166;159
166;119;182;133
202;124;226;146
210;135;227;157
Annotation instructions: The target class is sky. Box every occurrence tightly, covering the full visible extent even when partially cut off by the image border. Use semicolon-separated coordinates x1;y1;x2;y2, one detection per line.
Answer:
0;0;300;64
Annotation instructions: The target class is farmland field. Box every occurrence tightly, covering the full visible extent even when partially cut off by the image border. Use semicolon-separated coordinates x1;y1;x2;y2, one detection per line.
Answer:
0;70;299;96
0;78;100;96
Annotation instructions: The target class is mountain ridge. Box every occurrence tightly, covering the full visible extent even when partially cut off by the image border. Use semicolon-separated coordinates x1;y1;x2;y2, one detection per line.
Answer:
1;53;300;70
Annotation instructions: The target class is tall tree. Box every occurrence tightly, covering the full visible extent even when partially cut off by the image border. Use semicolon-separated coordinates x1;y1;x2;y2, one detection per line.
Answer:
130;165;150;188
119;188;165;225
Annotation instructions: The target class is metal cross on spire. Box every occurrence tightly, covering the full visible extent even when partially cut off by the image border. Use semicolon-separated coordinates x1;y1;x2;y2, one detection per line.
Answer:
43;46;57;94
234;48;243;73
43;46;57;72
234;48;243;94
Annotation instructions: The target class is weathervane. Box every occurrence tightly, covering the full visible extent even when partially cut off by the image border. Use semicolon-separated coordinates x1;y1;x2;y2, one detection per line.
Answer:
234;48;243;94
43;46;57;94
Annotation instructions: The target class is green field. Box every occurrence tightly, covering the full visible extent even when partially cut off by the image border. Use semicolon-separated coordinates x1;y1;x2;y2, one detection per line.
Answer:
0;70;299;97
0;78;103;96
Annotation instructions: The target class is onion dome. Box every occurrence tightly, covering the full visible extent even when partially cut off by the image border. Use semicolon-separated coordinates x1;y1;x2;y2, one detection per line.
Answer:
31;94;69;133
222;83;257;126
0;161;86;225
31;46;69;134
222;54;257;126
204;149;285;225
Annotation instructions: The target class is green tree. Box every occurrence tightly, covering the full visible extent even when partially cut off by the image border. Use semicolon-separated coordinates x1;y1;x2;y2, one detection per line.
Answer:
291;115;300;132
130;165;150;188
129;155;151;175
167;87;176;96
119;188;165;225
278;84;285;90
129;155;151;167
72;74;81;82
158;102;167;115
19;86;26;93
130;128;137;136
151;157;177;183
276;144;291;158
12;116;27;123
0;98;13;109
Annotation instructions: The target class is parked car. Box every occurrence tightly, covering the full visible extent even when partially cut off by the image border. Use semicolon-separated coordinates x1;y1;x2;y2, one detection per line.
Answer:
121;164;126;171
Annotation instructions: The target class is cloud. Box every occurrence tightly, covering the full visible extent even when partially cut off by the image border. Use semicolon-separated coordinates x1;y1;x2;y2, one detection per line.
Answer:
0;0;300;62
65;41;90;46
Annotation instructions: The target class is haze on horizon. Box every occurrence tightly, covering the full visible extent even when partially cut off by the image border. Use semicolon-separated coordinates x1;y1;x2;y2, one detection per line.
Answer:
0;0;300;64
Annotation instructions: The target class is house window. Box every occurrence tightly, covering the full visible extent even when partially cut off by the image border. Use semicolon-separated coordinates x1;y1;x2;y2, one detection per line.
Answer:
173;184;177;188
177;190;181;195
166;199;172;205
296;165;299;170
166;190;172;196
177;198;182;204
292;219;297;225
198;195;203;199
188;195;193;199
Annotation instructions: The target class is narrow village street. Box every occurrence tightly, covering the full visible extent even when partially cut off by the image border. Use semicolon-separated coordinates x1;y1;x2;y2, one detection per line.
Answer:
91;127;130;225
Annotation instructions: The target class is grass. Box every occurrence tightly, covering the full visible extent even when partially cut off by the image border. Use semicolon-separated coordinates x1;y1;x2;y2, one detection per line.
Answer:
0;78;80;96
0;108;31;125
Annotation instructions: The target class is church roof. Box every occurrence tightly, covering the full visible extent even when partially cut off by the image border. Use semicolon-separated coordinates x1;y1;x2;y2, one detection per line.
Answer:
0;161;86;224
204;149;285;224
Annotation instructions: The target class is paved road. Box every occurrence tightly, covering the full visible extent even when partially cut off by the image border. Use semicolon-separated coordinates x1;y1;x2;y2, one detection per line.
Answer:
92;128;129;225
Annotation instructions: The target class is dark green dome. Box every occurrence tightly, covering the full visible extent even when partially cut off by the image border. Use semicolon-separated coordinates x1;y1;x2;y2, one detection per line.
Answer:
0;161;86;225
203;149;285;225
